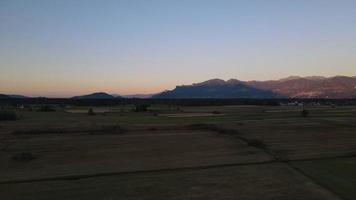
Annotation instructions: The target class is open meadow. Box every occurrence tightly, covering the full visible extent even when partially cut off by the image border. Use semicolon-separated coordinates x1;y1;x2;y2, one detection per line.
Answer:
1;103;356;199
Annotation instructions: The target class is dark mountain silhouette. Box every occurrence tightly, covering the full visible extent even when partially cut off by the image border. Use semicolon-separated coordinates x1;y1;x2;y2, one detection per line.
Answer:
123;94;155;98
0;94;10;99
7;94;30;99
152;79;283;98
0;94;30;99
2;76;356;99
153;76;356;99
71;92;120;99
247;76;356;98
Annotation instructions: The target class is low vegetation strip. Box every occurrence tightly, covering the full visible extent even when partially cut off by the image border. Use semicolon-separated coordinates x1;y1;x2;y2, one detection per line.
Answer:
11;125;127;135
9;124;233;136
187;123;240;135
159;113;225;118
187;123;271;152
0;110;17;121
0;160;277;185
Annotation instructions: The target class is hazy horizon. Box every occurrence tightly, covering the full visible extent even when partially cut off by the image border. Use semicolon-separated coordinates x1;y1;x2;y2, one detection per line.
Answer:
1;0;356;97
1;74;355;98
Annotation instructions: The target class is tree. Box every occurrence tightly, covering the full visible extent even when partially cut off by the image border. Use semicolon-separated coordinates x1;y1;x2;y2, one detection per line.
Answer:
301;109;309;118
88;108;96;116
134;104;150;112
0;109;17;121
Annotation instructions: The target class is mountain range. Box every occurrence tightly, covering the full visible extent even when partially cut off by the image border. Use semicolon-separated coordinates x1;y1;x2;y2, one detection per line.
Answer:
153;76;356;99
1;76;356;99
246;76;356;98
122;94;155;98
152;79;283;98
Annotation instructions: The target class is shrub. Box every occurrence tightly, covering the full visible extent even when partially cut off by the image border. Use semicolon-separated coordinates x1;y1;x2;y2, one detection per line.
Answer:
88;108;96;116
247;139;267;149
12;152;36;162
12;128;67;135
148;127;158;131
37;105;55;112
188;123;219;131
90;125;127;134
187;123;239;134
301;109;309;118
134;104;150;112
0;109;17;121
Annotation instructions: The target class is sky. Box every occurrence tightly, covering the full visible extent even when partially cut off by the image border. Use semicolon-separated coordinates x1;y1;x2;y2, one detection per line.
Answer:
1;0;356;97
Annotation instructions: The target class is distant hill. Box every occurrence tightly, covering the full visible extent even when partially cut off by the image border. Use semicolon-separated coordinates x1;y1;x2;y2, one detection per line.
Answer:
247;76;356;98
0;94;30;99
152;79;283;99
71;92;120;99
0;94;10;99
7;94;30;99
123;94;155;98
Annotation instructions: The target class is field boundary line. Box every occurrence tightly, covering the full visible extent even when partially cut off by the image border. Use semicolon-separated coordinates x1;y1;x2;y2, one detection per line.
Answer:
231;127;348;200
0;160;277;185
286;163;347;200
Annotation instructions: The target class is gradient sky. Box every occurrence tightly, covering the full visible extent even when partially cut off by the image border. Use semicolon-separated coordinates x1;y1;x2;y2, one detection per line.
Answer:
1;0;356;97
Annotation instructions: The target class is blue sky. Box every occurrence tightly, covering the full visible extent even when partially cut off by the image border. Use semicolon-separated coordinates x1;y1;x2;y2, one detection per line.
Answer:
1;0;356;97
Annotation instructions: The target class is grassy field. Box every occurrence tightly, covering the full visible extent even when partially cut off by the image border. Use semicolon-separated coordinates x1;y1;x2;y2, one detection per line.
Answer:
0;163;340;200
0;130;273;183
292;158;356;200
1;104;356;199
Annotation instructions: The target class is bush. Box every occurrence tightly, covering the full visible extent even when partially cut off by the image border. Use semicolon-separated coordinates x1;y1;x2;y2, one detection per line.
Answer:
301;109;309;118
148;127;158;131
247;139;267;149
188;123;239;134
134;104;150;112
12;129;64;135
90;125;127;134
12;152;36;162
88;108;96;116
0;109;17;121
188;123;219;131
37;105;55;112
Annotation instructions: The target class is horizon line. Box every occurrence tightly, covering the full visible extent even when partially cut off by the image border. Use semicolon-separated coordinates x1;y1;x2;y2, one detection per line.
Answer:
1;74;356;98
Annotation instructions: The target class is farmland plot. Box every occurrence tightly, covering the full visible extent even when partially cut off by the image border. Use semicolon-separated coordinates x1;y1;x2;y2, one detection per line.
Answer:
0;163;341;200
0;130;273;183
